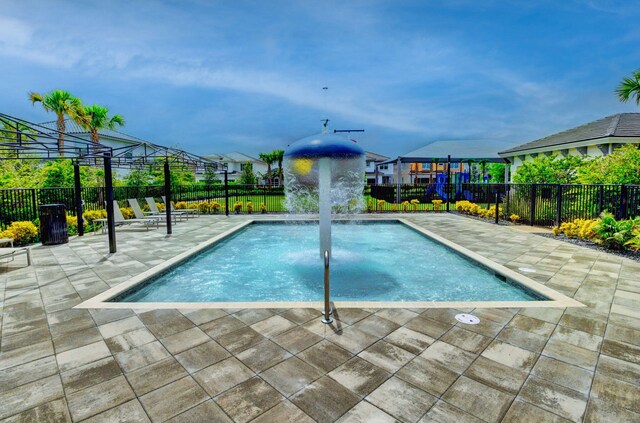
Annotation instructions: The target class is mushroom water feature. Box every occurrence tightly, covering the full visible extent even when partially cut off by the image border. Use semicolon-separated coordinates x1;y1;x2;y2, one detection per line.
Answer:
284;130;366;322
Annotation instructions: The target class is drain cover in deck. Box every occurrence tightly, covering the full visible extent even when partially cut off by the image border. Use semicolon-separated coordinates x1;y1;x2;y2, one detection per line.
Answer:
455;314;480;324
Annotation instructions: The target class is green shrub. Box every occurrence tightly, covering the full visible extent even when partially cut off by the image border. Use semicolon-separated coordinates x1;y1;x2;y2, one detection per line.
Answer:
593;213;640;250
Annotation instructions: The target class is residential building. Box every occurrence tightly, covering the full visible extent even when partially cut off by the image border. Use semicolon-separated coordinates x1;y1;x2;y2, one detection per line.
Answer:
499;113;640;181
204;152;269;183
364;152;391;184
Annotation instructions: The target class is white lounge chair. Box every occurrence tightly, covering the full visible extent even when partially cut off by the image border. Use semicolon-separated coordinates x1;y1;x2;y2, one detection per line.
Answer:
128;199;177;224
94;201;160;233
145;197;187;221
162;196;199;218
0;245;31;266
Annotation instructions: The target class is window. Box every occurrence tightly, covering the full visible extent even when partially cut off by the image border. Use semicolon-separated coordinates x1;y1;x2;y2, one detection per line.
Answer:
379;164;389;170
240;163;252;171
451;163;460;169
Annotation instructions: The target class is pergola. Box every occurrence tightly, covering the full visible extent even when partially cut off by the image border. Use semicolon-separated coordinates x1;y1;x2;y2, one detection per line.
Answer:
0;112;224;253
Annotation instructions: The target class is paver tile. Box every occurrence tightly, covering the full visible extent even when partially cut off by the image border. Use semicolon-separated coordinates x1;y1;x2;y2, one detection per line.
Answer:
159;327;211;355
590;373;640;414
249;400;314;423
173;339;230;373
0;398;71;423
420;400;484;423
215;377;284;423
584;398;640;423
235;339;291;372
82;399;150;423
192;357;255;397
531;355;593;395
366;376;437;423
503;399;571;423
297;339;353;373
66;375;135;422
165;399;232;423
464;355;528;394
442;376;514;423
328;356;390;397
250;315;297;338
261;356;324;396
358;340;415;373
519;376;588;421
56;340;111;373
126;357;188;396
139;376;208;422
291;376;360;423
272;326;323;354
0;375;64;420
337;401;396;423
60;356;122;394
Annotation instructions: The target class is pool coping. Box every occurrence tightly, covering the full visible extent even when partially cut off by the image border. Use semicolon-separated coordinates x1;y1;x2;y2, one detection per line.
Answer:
75;218;584;310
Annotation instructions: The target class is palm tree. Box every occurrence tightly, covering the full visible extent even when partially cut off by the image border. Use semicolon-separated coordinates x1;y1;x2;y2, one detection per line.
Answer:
29;89;82;155
75;104;125;143
258;152;276;185
272;149;285;186
616;69;640;105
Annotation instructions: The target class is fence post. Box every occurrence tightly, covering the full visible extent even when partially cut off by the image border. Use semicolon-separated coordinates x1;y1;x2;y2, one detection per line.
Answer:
494;189;499;224
31;189;37;222
598;185;605;215
555;184;563;228
224;170;229;216
164;162;172;235
74;163;84;236
530;184;537;226
505;183;510;218
446;155;451;212
619;184;628;220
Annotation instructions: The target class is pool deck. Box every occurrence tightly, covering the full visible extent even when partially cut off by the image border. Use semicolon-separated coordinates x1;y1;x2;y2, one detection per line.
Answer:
0;213;638;422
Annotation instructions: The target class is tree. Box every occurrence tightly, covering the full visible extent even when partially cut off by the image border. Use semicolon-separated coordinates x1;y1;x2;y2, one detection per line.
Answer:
238;161;257;185
203;166;220;186
578;144;640;184
74;104;125;143
486;163;506;183
272;149;284;186
38;159;103;187
29;89;82;155
512;155;584;184
258;152;275;185
616;69;640;105
125;169;152;186
151;163;195;185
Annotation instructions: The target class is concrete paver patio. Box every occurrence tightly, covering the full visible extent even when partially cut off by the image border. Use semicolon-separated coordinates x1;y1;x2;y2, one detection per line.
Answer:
0;214;638;422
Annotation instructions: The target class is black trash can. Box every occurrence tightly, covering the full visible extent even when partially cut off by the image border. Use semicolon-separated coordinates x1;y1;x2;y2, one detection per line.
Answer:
39;204;69;245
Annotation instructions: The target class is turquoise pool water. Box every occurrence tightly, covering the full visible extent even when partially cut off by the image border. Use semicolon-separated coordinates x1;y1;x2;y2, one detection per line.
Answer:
115;221;540;303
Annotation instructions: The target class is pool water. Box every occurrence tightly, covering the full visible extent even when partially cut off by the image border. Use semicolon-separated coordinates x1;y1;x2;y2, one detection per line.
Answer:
116;221;540;302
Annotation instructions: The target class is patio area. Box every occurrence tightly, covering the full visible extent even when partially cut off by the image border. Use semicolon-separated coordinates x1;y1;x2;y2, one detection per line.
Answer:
0;213;638;422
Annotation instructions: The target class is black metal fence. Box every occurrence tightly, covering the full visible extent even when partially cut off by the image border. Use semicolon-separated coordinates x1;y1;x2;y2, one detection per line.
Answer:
1;182;639;228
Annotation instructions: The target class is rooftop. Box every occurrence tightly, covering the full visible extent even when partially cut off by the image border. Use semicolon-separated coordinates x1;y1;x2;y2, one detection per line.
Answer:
499;113;640;155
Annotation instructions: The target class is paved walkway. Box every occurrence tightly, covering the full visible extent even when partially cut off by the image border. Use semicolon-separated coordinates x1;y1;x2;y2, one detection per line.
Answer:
0;214;638;422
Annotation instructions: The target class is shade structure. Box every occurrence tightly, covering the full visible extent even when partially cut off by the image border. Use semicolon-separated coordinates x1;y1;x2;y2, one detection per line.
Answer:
380;139;513;165
1;112;225;253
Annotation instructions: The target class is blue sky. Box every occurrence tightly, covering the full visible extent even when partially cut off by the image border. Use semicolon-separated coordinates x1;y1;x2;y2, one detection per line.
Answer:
0;0;638;158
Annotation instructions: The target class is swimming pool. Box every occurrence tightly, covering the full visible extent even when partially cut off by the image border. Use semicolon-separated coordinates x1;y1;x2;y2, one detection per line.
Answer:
112;221;543;303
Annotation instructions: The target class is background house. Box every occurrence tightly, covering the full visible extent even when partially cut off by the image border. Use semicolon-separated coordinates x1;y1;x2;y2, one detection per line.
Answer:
364;152;391;184
499;113;640;180
204;152;268;183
